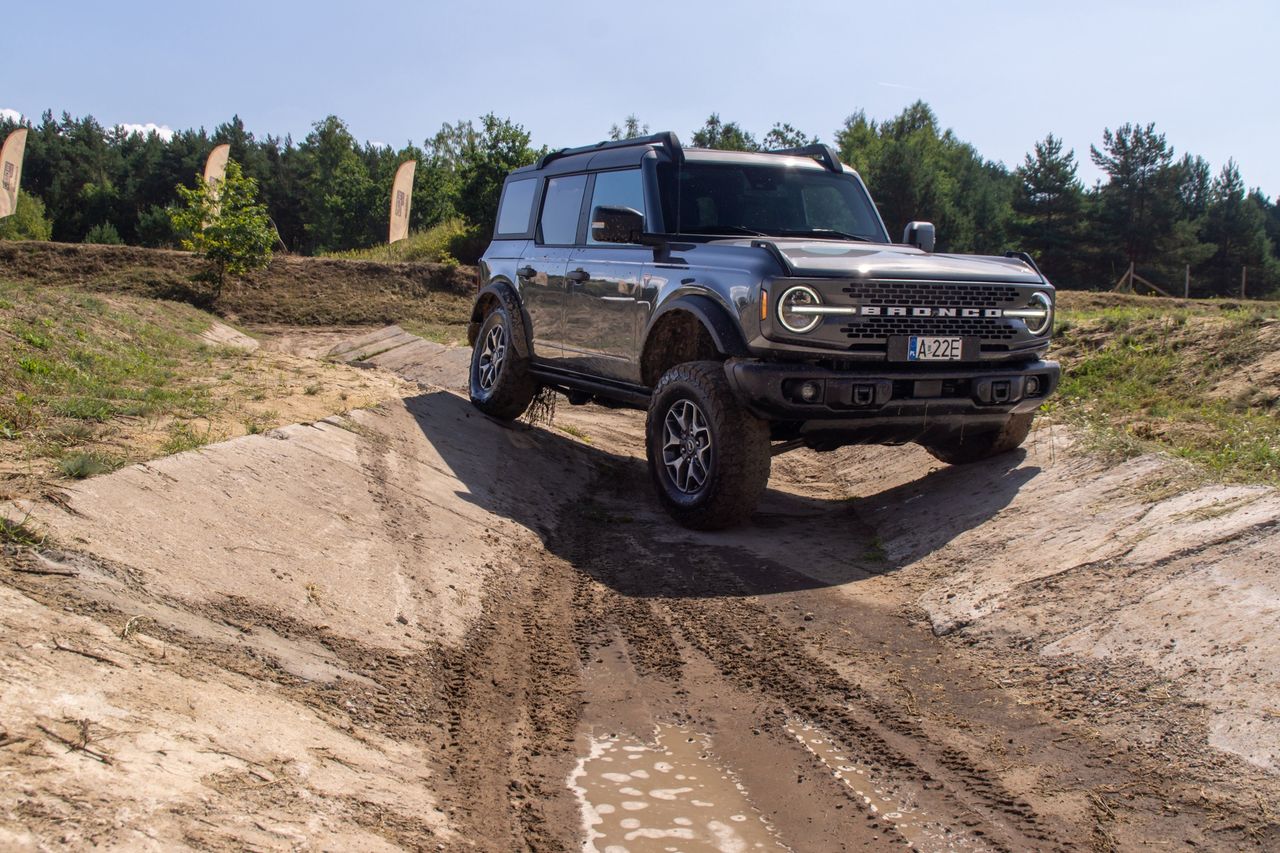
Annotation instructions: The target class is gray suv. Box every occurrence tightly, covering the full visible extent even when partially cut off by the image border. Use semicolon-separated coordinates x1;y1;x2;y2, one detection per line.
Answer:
468;133;1059;529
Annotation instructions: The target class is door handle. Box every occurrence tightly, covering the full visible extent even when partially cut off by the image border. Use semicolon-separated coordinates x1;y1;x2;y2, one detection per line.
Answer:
517;265;536;279
566;269;590;283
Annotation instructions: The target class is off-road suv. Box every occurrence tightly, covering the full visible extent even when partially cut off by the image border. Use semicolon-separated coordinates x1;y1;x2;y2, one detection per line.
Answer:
467;133;1060;529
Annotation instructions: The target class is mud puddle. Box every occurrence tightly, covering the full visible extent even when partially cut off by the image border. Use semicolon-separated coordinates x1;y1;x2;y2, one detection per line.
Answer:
571;723;787;853
785;719;984;851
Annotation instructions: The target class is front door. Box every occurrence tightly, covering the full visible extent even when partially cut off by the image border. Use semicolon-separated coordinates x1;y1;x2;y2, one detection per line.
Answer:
560;169;649;383
561;248;647;383
518;173;588;365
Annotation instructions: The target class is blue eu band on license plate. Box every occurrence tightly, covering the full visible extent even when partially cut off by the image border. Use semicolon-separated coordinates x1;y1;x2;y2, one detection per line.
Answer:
908;336;963;361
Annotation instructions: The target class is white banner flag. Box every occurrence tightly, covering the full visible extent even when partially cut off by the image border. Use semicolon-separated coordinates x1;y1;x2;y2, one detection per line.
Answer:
389;160;416;244
0;128;28;219
204;143;231;187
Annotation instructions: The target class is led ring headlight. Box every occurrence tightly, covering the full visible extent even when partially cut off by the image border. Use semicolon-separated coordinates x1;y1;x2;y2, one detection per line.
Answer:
777;285;823;334
1003;291;1053;336
1025;291;1053;336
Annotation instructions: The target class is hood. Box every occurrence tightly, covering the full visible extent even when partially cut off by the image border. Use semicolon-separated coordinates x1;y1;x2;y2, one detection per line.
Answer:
744;239;1045;284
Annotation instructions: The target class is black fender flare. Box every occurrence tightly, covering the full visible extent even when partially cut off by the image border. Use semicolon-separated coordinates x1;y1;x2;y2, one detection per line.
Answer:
643;294;751;361
469;280;532;359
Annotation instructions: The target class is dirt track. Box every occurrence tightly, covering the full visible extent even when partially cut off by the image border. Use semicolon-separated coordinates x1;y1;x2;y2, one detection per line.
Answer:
3;329;1279;851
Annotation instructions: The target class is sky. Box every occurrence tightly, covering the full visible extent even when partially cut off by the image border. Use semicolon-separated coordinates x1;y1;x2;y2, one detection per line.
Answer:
3;0;1277;195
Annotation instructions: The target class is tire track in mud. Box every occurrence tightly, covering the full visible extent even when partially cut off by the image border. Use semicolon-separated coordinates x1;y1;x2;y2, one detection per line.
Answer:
355;415;586;851
554;462;1073;852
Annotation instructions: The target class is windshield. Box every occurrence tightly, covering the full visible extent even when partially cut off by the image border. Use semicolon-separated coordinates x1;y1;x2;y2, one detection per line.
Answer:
657;161;888;243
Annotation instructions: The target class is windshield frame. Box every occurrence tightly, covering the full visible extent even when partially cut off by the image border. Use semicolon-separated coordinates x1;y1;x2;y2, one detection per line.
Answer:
653;157;890;244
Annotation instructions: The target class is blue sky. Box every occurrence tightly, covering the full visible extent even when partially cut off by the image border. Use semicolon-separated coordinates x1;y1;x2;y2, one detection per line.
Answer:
4;0;1277;195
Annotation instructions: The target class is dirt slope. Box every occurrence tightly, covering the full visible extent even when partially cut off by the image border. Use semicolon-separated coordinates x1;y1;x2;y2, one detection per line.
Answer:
0;240;474;327
3;328;1279;851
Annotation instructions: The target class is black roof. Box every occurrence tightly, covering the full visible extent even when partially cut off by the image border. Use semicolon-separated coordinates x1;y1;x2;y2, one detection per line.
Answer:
509;132;846;179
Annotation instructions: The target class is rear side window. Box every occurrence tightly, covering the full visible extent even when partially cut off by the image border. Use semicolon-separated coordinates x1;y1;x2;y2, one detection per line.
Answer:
495;178;537;236
538;174;587;245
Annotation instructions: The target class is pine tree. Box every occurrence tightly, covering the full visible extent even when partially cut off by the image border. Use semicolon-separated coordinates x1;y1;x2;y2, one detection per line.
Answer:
608;115;649;141
1013;135;1085;285
1198;160;1273;295
691;114;758;151
1089;122;1182;270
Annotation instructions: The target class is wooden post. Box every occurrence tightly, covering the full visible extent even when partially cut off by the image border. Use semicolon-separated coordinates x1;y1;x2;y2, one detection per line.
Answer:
1241;266;1247;299
1184;264;1190;299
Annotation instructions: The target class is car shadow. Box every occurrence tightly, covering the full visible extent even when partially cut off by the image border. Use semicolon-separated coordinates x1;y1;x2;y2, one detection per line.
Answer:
404;390;1039;599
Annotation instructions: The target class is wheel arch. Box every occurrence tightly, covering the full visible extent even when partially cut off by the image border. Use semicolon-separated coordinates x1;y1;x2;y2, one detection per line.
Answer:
469;279;531;359
640;295;750;388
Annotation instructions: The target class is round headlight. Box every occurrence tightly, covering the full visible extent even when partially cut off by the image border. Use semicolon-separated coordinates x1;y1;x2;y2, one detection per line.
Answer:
778;285;822;334
1026;291;1053;336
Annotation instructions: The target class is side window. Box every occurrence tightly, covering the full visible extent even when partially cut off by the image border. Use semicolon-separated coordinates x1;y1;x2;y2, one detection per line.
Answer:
495;178;537;236
538;174;587;245
586;169;646;245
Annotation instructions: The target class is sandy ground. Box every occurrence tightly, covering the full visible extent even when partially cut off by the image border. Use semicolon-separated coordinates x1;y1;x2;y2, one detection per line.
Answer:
2;328;1278;851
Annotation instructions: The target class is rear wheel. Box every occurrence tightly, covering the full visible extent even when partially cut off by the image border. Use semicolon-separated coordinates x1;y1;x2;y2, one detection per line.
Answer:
646;361;771;530
469;305;536;420
921;413;1034;465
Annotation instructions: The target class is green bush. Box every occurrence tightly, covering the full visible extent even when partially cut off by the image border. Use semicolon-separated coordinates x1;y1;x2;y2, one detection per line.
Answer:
169;160;274;298
84;222;123;244
0;194;54;241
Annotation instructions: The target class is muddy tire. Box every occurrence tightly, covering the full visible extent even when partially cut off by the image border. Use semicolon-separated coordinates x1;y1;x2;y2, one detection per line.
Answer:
921;412;1034;465
646;361;771;530
469;305;536;420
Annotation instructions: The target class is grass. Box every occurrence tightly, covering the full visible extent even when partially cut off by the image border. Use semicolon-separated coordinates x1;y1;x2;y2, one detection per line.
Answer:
1;282;215;441
326;219;470;265
243;411;279;435
1048;297;1280;484
0;513;46;547
57;452;120;479
161;422;219;455
399;319;471;346
556;423;591;442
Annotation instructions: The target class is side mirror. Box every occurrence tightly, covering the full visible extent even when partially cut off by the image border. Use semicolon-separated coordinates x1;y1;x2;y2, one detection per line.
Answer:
903;221;935;253
591;205;645;244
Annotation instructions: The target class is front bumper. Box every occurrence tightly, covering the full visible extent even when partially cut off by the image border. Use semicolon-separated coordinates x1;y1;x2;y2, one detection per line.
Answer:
725;358;1061;422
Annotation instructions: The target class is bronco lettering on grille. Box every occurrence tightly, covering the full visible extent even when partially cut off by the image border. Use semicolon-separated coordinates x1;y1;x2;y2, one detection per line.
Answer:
859;306;1005;318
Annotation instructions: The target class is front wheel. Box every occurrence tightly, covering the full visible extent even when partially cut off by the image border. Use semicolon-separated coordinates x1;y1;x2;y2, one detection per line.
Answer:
646;361;771;530
469;305;536;420
920;413;1034;465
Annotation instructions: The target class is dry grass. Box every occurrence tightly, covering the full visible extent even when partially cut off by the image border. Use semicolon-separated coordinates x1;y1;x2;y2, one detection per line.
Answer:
0;281;410;499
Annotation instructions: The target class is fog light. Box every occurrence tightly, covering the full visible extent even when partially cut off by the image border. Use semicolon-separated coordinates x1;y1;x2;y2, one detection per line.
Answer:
1025;375;1042;396
799;381;823;403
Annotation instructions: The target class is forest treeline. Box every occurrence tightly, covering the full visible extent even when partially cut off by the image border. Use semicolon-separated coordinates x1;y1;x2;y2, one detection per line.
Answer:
1;102;1277;297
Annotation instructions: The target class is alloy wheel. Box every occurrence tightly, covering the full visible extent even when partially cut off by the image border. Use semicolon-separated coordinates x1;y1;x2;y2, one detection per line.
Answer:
661;399;713;494
477;323;506;391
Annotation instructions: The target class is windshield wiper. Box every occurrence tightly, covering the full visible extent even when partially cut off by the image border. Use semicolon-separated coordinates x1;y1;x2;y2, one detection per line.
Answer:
692;224;769;237
771;228;874;243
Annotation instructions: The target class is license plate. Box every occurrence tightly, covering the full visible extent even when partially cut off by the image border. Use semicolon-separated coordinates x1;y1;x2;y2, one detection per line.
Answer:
908;336;963;361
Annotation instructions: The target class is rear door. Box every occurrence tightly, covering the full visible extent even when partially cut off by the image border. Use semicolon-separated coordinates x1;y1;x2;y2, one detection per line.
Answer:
560;168;649;383
519;173;587;365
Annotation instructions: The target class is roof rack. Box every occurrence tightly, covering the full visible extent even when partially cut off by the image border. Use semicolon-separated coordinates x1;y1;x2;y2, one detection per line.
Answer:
536;131;684;170
766;143;843;173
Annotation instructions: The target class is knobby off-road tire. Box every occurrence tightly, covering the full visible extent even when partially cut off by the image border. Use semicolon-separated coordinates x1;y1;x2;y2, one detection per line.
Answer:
921;412;1034;465
469;305;537;420
646;361;771;530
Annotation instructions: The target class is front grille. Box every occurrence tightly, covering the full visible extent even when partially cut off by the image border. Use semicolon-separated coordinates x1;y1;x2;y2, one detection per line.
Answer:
838;279;1023;342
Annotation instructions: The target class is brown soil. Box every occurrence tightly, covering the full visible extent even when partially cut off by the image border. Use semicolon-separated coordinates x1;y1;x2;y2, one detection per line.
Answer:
0;240;475;327
2;328;1279;851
